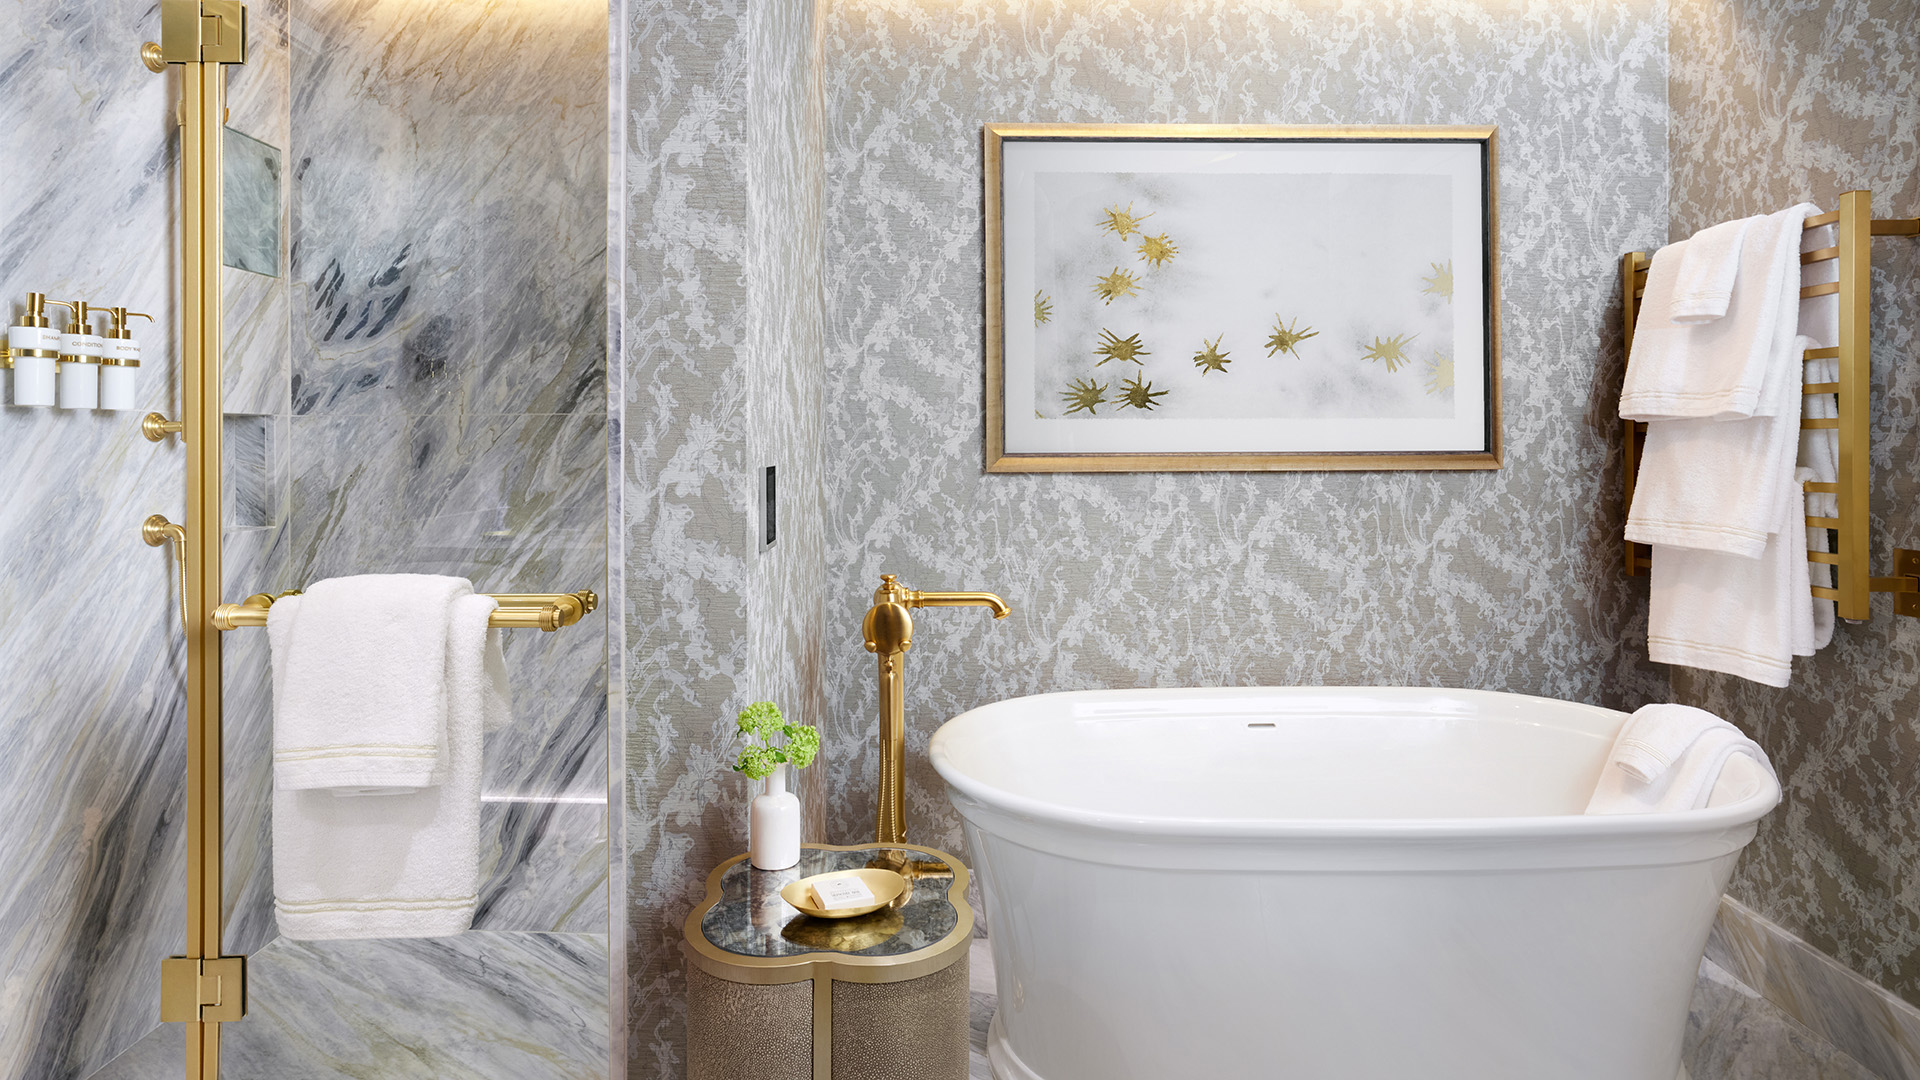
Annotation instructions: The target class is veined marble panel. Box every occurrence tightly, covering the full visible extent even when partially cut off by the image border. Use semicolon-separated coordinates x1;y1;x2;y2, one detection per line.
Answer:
0;1;267;1076
1668;0;1920;1011
89;932;609;1080
818;0;1672;853
289;0;608;420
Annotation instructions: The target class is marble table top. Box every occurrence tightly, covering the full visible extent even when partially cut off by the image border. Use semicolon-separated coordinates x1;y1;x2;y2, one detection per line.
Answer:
697;845;963;960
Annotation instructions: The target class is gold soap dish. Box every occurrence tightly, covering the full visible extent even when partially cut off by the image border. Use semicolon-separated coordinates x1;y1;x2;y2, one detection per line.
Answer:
780;868;909;919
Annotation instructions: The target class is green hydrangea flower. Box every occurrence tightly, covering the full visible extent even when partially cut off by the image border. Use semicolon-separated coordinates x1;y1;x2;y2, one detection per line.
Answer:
729;700;820;778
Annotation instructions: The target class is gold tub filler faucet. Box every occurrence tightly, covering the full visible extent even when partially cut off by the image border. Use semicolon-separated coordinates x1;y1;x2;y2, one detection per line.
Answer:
861;574;1009;852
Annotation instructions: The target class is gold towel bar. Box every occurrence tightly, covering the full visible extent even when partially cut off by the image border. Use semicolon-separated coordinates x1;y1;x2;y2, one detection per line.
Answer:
210;589;598;632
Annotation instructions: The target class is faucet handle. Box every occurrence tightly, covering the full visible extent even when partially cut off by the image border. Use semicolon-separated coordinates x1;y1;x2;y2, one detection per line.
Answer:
863;601;913;654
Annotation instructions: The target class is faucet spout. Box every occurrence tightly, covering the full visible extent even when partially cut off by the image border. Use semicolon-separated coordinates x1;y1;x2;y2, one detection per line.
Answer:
863;574;1012;844
908;589;1011;619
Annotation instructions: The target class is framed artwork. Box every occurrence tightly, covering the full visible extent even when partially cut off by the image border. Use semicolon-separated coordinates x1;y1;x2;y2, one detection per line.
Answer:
984;124;1501;472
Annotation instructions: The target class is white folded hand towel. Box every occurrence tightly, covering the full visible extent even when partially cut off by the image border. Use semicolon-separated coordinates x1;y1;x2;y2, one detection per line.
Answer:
1621;204;1821;420
1587;705;1776;814
273;592;509;940
268;574;475;792
1670;217;1752;324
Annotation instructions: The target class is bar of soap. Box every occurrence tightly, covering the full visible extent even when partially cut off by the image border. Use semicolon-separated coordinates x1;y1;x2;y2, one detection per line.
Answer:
809;876;876;910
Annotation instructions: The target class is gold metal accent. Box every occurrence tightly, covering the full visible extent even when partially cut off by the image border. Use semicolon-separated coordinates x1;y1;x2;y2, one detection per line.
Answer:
208;589;599;632
778;868;910;919
98;309;153;366
144;413;185;442
159;956;245;1023
1621;251;1652;577
780;908;906;953
157;0;247;66
143;515;190;635
682;843;974;987
0;292;60;369
149;10;249;1076
984;122;1503;472
862;575;1008;844
1621;192;1917;620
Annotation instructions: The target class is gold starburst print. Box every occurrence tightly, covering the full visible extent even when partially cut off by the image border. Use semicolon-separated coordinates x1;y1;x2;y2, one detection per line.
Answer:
1093;267;1141;304
1362;333;1419;373
1035;291;1053;325
1136;233;1179;268
1265;316;1319;359
1093;329;1149;366
1424;350;1455;395
1061;377;1108;416
1119;374;1169;411
1421;261;1454;301
1192;336;1231;375
1098;202;1154;240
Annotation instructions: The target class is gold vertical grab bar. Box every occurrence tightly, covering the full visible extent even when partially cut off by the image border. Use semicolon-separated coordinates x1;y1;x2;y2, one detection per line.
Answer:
144;5;249;1078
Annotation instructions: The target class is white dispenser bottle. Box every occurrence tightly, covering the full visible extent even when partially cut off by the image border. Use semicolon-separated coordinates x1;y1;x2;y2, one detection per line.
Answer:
8;293;59;407
54;301;102;410
98;308;152;411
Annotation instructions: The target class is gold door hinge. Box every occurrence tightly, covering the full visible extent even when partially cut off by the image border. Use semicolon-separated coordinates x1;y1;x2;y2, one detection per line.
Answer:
160;956;246;1023
154;0;249;66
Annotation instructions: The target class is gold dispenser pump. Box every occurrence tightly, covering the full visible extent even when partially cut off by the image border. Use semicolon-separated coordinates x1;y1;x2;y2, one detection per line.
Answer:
861;575;1009;845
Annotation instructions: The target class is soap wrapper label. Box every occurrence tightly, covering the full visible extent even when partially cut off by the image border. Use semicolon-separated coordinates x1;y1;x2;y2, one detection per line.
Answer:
809;876;876;910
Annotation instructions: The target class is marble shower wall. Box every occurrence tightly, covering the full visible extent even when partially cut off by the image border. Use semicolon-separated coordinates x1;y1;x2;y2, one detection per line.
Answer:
819;0;1672;854
0;2;292;1076
287;0;612;934
621;0;826;1071
1668;0;1920;1009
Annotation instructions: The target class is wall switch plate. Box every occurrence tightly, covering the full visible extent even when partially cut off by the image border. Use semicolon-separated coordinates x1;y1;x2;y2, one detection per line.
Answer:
762;465;776;548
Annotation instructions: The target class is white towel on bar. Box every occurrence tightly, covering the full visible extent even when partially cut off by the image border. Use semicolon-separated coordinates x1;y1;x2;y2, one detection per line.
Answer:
1626;334;1813;558
1801;220;1839;644
1670;218;1753;324
273;592;509;940
1586;704;1776;814
1620;204;1821;420
268;574;474;792
1647;464;1816;688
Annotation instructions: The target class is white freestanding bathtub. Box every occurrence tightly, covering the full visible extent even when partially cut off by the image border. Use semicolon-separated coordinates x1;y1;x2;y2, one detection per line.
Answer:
929;687;1779;1080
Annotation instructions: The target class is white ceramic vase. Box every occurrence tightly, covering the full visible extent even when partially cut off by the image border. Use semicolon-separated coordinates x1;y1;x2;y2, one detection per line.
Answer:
749;764;800;870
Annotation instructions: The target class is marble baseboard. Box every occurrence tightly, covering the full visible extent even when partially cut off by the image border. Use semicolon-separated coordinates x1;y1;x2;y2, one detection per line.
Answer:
1710;896;1920;1080
88;932;608;1080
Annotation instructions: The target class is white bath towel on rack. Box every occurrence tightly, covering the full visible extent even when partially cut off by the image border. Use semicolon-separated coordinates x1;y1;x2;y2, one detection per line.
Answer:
272;592;510;939
268;574;472;792
1621;204;1820;420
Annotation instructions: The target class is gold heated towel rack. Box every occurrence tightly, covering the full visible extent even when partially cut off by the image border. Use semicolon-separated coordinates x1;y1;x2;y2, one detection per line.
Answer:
1621;189;1920;620
137;6;595;1078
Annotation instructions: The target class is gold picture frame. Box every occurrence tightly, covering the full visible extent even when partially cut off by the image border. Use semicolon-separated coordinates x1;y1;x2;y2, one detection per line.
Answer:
984;123;1501;473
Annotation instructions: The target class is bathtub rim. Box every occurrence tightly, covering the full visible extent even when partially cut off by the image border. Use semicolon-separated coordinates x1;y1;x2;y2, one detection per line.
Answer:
929;685;1781;843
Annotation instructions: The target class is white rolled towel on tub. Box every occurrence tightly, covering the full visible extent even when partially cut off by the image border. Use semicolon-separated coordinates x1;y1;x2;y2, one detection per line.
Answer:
1586;703;1777;814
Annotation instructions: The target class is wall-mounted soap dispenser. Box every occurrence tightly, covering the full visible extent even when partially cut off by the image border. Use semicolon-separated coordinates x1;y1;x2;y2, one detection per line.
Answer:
51;301;102;410
6;293;59;407
97;308;152;411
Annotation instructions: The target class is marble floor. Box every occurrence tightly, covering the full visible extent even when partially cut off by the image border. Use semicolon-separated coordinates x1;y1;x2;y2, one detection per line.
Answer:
964;940;1878;1080
89;932;607;1080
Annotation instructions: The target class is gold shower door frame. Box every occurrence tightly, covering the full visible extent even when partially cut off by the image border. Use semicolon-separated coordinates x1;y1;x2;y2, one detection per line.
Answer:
147;3;248;1078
